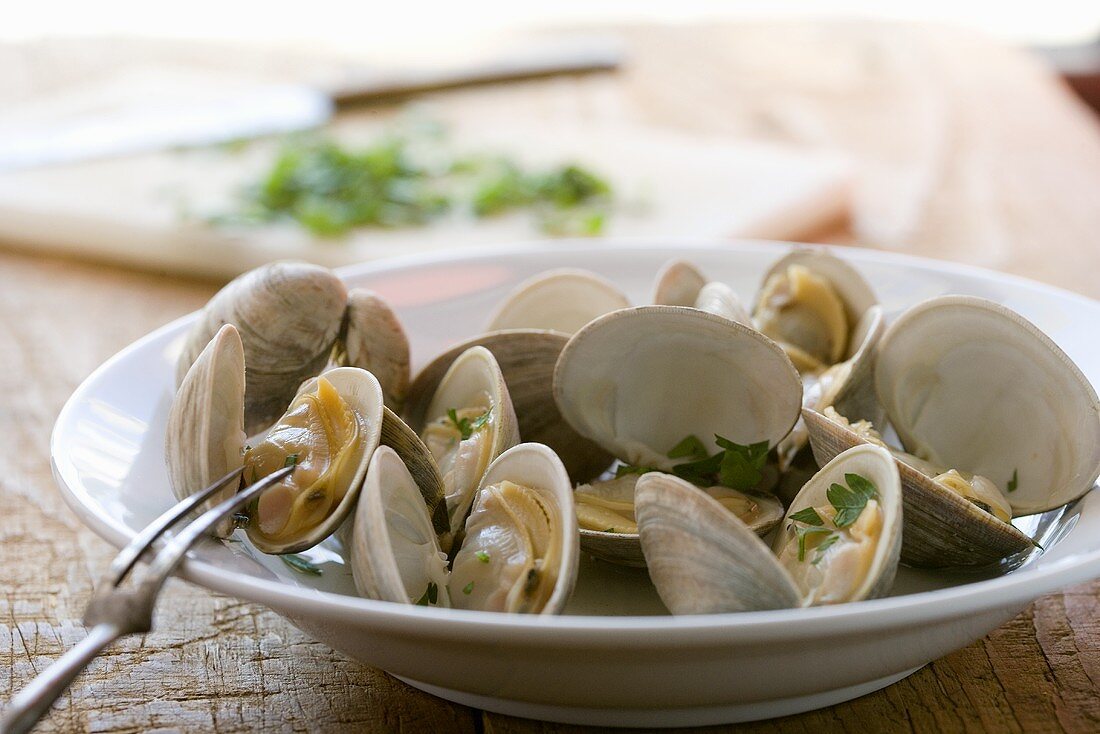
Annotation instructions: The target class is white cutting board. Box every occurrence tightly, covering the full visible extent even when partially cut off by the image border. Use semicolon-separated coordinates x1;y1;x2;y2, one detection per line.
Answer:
0;120;851;279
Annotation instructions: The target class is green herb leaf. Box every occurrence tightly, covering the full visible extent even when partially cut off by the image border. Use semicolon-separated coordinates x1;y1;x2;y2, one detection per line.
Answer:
462;581;475;595
789;507;825;526
447;407;492;440
475;550;491;564
604;527;616;533
283;453;300;468
794;526;834;562
1007;469;1018;493
280;554;322;576
615;463;657;478
415;581;439;606
827;473;878;528
714;437;770;491
667;435;709;461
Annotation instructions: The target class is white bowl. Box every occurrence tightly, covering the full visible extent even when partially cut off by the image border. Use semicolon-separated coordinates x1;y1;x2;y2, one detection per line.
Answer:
51;240;1100;728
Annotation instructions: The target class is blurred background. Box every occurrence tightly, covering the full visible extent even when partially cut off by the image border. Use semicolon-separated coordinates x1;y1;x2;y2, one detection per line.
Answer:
2;1;1099;292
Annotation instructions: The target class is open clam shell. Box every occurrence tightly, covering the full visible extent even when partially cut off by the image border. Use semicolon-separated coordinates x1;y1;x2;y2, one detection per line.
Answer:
177;262;348;435
419;346;521;538
484;268;629;335
753;248;877;336
351;442;578;615
554;305;802;566
576;473;784;568
244;367;384;554
637;444;901;614
335;288;411;412
553;306;803;471
379;407;451;551
165;324;246;537
876;295;1100;517
803;407;1034;568
450;442;579;614
404;330;614;482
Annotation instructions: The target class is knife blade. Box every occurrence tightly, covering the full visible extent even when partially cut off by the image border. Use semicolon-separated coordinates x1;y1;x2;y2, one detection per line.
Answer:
0;36;622;172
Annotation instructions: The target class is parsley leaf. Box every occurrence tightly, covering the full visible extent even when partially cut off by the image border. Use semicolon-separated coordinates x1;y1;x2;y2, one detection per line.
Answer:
1007;469;1018;493
794;526;834;562
283;453;300;468
827;473;878;528
615;462;657;478
462;581;475;595
280;554;322;576
789;507;825;526
667;435;709;461
447;407;493;440
475;551;491;564
415;581;439;606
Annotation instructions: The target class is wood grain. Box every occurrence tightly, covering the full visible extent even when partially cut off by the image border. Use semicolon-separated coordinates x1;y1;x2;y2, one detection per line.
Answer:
2;20;1100;733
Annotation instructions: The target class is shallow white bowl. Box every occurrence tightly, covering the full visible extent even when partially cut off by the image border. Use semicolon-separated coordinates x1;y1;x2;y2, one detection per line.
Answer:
52;240;1100;728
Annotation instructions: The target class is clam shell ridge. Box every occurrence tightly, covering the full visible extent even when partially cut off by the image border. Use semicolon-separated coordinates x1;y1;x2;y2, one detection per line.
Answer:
875;295;1100;516
337;288;411;412
165;323;246;537
553;305;803;471
177;262;348;435
636;473;801;614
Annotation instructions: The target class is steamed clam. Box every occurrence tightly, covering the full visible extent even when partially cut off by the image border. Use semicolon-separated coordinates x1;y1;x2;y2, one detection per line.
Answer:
351;442;579;614
177;262;409;433
168;323;385;552
416;346;520;537
637;444;902;614
806;295;1100;568
652;259;752;325
553;305;802;565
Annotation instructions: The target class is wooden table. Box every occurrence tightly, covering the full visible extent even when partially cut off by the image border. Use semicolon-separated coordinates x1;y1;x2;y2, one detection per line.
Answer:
3;22;1100;733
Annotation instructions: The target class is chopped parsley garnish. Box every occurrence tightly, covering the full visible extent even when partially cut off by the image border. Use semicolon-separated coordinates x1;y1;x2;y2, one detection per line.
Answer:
794;526;834;562
280;554;322;576
462;581;475;595
446;407;493;440
283;453;300;468
1007;469;1018;493
787;472;877;563
475;551;491;564
604;527;616;533
211;127;614;238
415;582;439;606
613;434;773;492
827;473;878;528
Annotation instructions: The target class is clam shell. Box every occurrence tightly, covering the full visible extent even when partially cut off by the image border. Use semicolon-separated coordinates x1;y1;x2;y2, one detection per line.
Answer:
772;443;902;603
350;445;451;606
875;295;1100;516
453;442;580;614
244;367;383;554
575;474;784;568
636;473;801;614
803;407;1034;568
753;247;877;329
484;268;629;335
422;346;521;537
553;306;803;471
165;324;246;537
336;288;410;412
177;262;347;435
404;330;614;482
380;407;451;551
652;259;750;325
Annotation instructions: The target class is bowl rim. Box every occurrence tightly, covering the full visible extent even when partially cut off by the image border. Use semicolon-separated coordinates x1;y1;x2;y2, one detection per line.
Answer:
51;237;1100;645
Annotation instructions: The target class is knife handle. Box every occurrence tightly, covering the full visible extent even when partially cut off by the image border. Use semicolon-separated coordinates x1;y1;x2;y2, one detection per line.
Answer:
326;37;624;106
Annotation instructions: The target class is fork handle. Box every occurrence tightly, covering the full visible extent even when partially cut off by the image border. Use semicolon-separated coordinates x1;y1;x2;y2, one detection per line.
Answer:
1;623;121;734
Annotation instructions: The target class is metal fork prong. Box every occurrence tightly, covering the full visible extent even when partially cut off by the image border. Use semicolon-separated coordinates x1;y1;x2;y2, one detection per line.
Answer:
136;465;295;600
104;466;245;588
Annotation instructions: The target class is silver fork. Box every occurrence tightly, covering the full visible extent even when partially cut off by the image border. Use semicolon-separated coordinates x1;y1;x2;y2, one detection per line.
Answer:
0;465;295;734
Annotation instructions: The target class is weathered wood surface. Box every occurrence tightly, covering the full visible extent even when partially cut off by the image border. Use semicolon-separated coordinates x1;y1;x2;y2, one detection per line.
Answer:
3;21;1100;733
